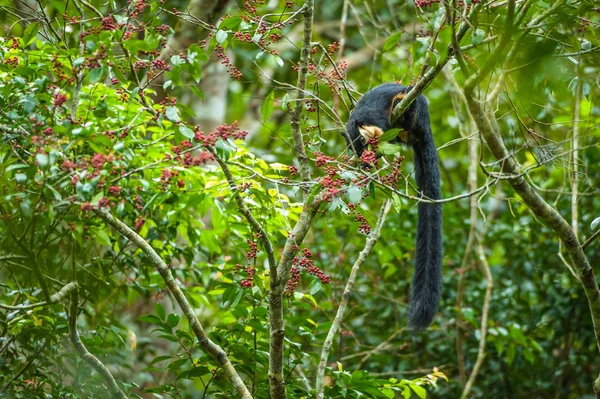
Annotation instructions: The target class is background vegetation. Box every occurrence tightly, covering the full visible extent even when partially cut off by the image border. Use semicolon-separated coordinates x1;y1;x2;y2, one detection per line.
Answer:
0;0;599;398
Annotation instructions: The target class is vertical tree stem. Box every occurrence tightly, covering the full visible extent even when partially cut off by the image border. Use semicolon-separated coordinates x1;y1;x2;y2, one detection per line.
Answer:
69;288;128;399
460;241;493;399
315;200;392;399
571;61;582;237
289;0;314;188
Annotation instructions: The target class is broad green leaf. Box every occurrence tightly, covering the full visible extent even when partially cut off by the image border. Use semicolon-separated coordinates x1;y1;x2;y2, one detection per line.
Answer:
261;91;275;121
166;106;180;122
179;125;194;139
216;30;228;44
379;128;401;142
383;31;402;52
155;303;165;320
22;23;40;47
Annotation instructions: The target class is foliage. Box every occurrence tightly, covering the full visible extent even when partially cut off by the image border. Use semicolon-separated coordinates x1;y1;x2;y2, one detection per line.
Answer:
0;0;599;398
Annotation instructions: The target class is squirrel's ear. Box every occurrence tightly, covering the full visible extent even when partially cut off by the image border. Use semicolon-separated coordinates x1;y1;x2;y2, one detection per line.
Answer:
391;93;405;110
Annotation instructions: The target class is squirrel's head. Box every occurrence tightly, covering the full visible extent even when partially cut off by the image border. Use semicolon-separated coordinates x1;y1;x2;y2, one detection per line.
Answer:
344;83;429;156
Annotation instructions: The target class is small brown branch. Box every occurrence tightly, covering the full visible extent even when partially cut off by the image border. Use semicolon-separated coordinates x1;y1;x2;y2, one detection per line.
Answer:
0;282;78;310
583;230;600;251
94;208;252;399
390;1;484;122
288;0;314;191
571;57;583;237
355;327;403;370
460;241;493;399
69;288;128;399
269;191;324;399
212;151;277;276
315;200;392;399
444;64;480;387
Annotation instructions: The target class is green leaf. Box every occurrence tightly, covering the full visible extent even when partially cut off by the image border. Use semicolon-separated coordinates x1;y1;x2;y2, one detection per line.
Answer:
89;67;103;83
378;142;403;155
216;30;228;44
20;200;31;218
273;55;284;68
348;186;362;204
379;128;401;142
179;125;194;139
155;303;165;320
36;153;49;167
190;85;204;100
280;92;290;111
472;29;485;46
166;313;180;328
138;314;163;324
15;173;27;183
95;228;111;247
23;23;40;47
409;383;427;399
383;31;402;52
218;17;241;30
166;106;180;123
591;217;600;231
261;91;275;121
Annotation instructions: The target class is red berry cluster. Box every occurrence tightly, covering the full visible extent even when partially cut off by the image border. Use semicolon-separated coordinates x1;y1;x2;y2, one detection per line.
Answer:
215;45;243;80
156;24;171;34
360;150;378;170
134;216;146;230
305;100;317;112
327;42;340;54
215;121;249;140
288;165;298;176
109;186;121;196
4;57;18;67
382;156;405;188
101;17;118;31
130;0;148;18
240;266;255;288
314;152;334;167
285;267;301;296
159;168;179;189
53;92;68;108
578;18;590;32
415;0;440;7
246;237;259;261
284;247;330;296
347;202;371;235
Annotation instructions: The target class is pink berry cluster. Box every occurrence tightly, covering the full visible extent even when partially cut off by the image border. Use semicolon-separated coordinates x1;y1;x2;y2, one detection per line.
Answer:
215;45;243;80
234;264;255;288
285;247;331;296
347;202;371;235
382;156;405;188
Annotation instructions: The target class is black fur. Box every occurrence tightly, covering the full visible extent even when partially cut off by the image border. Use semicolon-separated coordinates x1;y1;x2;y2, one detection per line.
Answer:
345;83;443;330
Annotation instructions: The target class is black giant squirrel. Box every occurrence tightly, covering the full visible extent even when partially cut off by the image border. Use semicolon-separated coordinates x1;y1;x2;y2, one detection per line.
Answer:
344;83;442;330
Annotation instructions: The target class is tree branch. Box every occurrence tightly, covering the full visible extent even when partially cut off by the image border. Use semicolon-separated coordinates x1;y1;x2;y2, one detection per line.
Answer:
69;288;128;399
315;200;392;399
289;0;314;190
94;208;252;399
460;240;493;399
0;282;78;310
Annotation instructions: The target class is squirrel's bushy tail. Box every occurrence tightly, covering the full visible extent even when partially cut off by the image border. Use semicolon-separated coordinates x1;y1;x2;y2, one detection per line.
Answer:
407;114;442;331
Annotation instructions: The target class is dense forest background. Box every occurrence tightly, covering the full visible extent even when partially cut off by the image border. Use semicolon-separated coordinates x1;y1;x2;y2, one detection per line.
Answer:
1;0;599;398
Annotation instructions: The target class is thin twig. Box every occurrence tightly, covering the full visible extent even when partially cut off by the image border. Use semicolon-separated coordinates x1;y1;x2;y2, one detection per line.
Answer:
0;282;78;310
315;200;392;399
